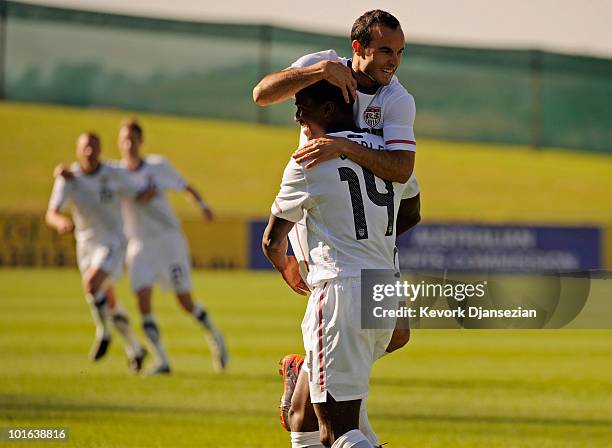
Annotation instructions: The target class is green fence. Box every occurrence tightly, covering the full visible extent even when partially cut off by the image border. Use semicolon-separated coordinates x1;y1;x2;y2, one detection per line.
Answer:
1;1;611;153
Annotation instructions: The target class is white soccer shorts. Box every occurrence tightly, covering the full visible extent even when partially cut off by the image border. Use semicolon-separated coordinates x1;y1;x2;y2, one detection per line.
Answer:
301;277;395;404
126;230;192;294
76;236;126;281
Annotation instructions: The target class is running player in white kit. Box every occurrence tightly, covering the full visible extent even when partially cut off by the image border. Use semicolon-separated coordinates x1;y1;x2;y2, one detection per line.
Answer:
263;80;409;448
46;132;148;372
117;119;228;375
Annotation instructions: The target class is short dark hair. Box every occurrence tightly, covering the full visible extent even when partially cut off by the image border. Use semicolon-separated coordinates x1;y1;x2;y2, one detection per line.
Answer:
120;117;143;138
80;132;100;145
351;10;401;47
299;80;345;106
298;80;353;115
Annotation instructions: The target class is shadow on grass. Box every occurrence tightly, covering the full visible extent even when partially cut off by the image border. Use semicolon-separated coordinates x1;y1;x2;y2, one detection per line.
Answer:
372;412;612;428
1;394;610;429
0;393;268;420
369;376;595;392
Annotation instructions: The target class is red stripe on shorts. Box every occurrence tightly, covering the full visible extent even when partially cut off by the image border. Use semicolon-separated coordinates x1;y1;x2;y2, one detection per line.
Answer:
317;282;328;392
274;199;283;213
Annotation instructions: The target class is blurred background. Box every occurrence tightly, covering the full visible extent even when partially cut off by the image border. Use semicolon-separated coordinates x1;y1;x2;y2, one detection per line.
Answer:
1;1;611;446
1;0;611;271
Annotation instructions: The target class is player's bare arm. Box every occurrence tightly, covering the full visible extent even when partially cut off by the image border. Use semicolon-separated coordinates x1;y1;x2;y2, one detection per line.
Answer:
262;215;309;296
253;60;357;106
53;163;75;180
294;136;414;183
45;208;74;235
184;184;214;221
396;194;421;235
383;194;422;353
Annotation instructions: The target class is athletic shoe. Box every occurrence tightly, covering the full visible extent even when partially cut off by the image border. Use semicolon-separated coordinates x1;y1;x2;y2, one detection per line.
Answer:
147;363;171;375
89;335;111;361
278;354;304;431
208;331;229;373
128;348;148;374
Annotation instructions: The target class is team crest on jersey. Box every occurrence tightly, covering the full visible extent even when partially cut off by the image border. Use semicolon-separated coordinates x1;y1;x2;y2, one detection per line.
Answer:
363;106;381;128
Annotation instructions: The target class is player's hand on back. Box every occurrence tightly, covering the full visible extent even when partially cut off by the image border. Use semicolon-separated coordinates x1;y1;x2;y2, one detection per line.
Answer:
318;60;357;103
53;163;74;180
293;136;349;169
135;186;158;203
281;256;310;296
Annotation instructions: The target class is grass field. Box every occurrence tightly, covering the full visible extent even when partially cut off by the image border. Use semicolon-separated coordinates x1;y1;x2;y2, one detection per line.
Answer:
1;269;611;447
1;100;611;446
1;101;612;225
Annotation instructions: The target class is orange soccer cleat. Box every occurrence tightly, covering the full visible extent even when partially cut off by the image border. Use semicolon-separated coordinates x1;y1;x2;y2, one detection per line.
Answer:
278;354;305;431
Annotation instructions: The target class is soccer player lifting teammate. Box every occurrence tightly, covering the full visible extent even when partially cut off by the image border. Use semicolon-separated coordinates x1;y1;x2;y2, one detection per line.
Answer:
117;119;228;375
254;9;420;447
253;10;418;186
263;80;411;448
46;132;149;372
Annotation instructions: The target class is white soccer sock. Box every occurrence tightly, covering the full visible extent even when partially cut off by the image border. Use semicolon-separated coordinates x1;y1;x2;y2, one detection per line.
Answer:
290;431;324;448
111;303;143;358
359;399;380;447
331;430;374;448
142;314;169;366
85;290;111;339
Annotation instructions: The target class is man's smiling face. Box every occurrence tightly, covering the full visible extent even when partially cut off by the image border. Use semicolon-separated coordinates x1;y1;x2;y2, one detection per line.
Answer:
354;25;405;87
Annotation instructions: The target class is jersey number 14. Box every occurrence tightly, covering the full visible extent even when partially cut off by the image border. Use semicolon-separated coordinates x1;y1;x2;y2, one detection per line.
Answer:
338;167;394;240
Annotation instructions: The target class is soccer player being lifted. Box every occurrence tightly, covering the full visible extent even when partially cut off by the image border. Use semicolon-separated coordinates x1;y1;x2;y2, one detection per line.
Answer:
117;119;228;375
255;9;420;447
264;80;412;448
46;132;149;372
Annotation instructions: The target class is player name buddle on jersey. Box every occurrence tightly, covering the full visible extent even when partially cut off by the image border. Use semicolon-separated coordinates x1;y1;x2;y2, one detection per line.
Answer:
119;155;187;241
291;49;417;152
48;163;140;242
273;131;408;286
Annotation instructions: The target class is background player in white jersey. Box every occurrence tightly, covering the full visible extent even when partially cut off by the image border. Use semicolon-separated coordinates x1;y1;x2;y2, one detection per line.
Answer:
263;81;409;448
46;132;148;372
117;118;228;375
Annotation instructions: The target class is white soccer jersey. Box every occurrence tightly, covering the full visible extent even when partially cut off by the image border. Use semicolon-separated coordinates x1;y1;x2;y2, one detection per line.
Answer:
273;131;407;285
291;49;417;152
290;49;420;201
119;155;187;241
48;162;139;242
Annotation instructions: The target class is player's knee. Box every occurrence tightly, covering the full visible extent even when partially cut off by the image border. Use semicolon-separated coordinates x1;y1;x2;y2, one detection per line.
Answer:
84;279;100;296
176;293;194;313
318;425;333;448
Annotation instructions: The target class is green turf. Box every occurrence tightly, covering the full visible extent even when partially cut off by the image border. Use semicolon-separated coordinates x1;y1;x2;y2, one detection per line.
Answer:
1;101;611;224
1;269;611;447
